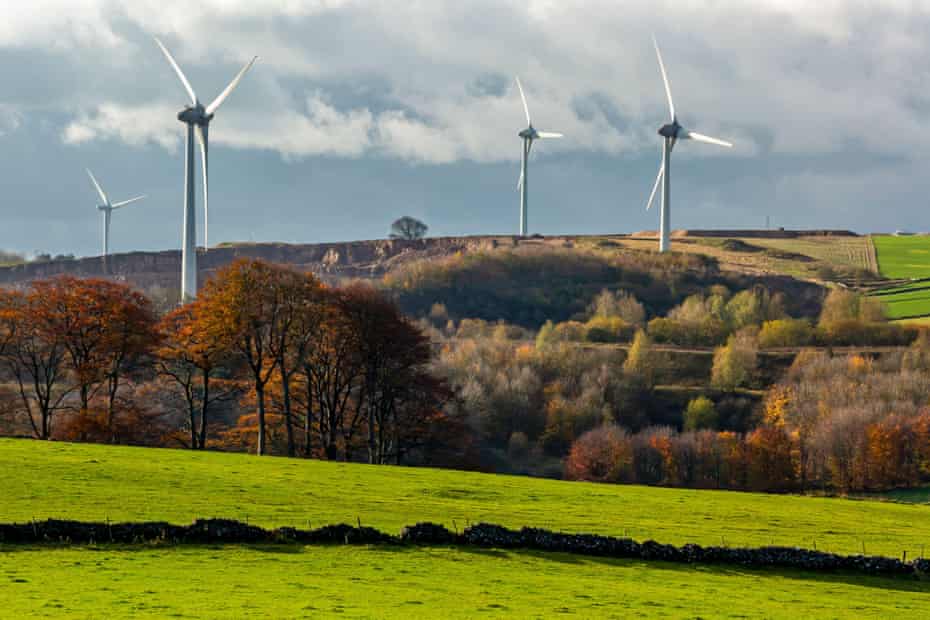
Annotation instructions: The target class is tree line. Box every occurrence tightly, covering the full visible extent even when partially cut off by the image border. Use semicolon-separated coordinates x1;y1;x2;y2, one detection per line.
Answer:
0;259;456;463
565;340;930;493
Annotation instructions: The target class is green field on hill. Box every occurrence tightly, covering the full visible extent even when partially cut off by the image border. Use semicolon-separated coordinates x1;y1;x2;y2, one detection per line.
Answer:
871;236;930;319
4;545;929;619
3;439;930;618
3;439;930;555
874;236;930;279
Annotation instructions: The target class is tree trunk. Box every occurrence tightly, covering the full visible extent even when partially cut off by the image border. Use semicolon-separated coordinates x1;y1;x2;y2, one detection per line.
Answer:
304;397;313;458
79;385;90;441
282;366;295;457
189;398;197;450
256;384;267;456
365;373;377;464
199;372;210;450
41;408;50;441
107;377;118;444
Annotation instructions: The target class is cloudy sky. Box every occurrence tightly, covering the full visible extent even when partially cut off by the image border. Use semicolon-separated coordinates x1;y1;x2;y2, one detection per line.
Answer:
1;0;928;257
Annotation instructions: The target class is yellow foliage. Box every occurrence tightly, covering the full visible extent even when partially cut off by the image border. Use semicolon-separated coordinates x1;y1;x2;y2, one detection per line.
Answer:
763;385;792;427
847;354;871;374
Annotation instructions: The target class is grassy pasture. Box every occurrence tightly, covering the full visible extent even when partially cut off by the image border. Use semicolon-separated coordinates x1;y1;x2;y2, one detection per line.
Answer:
3;545;929;619
871;236;930;318
871;280;930;320
4;439;930;557
874;235;930;279
3;440;930;617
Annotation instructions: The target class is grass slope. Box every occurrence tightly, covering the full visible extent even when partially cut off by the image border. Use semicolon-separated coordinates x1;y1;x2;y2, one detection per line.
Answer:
4;546;930;619
872;236;930;318
4;439;930;557
4;439;930;618
875;236;930;279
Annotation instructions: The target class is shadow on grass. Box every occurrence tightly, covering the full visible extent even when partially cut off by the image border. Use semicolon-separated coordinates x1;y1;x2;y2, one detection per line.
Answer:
3;543;929;593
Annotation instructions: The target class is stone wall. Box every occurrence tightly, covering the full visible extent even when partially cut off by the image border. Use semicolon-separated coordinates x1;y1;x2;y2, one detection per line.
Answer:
2;518;927;578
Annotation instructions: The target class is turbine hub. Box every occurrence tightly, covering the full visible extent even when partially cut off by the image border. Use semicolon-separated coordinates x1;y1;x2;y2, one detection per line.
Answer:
519;127;537;139
658;121;680;139
177;104;211;125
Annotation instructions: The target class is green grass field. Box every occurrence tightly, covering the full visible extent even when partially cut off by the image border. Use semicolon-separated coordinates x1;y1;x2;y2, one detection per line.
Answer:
874;236;930;279
3;439;930;618
4;545;930;619
871;236;930;318
871;280;930;319
4;439;930;556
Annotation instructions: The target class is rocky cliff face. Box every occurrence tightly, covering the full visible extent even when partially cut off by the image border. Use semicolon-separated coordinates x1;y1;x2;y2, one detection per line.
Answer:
0;236;511;294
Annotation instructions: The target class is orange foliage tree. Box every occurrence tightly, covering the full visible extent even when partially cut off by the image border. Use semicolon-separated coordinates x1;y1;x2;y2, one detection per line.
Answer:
196;260;291;456
0;289;71;438
29;277;158;440
157;300;239;449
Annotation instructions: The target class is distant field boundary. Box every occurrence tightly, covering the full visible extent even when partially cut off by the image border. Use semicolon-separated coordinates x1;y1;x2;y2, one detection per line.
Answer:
2;518;928;579
865;235;879;274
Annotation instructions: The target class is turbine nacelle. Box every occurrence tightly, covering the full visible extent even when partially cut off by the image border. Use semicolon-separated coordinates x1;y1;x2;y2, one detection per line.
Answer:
658;120;681;139
177;104;213;125
519;126;538;140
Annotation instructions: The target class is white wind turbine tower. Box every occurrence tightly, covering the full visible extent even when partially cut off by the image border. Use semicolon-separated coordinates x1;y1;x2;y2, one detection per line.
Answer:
515;77;563;237
646;37;733;253
154;37;257;301
86;168;145;260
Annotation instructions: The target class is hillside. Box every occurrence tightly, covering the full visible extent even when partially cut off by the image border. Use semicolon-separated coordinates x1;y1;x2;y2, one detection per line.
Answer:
0;236;508;293
4;439;930;556
3;439;930;618
0;230;864;294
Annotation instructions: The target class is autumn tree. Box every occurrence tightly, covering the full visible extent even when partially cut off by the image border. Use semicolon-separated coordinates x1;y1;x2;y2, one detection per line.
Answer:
267;271;327;457
683;396;718;431
340;283;449;464
0;289;71;439
565;424;632;482
623;329;657;386
197;259;291;456
157;301;238;449
302;291;365;460
711;330;758;391
29;277;159;440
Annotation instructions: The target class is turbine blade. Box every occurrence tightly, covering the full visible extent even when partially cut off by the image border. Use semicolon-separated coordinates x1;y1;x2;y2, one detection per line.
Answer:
517;168;523;191
537;131;563;139
515;76;531;126
205;56;258;116
683;130;733;148
154;37;198;106
196;124;210;248
111;195;146;209
86;168;109;205
645;156;664;212
653;36;675;122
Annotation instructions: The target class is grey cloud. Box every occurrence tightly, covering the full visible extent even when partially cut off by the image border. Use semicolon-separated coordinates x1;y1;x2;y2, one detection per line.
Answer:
1;1;929;257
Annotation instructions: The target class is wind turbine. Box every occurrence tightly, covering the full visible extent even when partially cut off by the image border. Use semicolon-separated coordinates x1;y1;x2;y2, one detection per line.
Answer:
646;37;733;253
154;37;257;301
86;168;145;259
515;77;563;237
